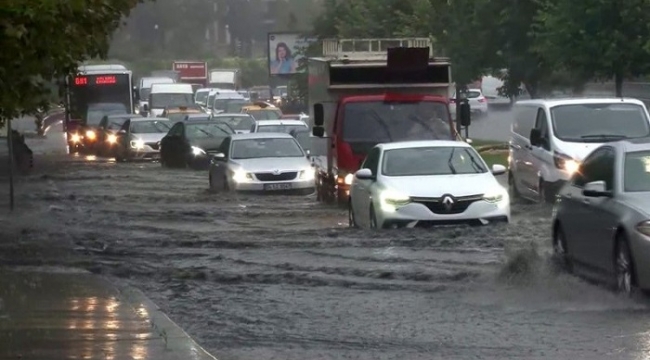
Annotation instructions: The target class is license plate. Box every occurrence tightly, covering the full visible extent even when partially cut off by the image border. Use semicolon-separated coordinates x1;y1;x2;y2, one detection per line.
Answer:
264;183;292;190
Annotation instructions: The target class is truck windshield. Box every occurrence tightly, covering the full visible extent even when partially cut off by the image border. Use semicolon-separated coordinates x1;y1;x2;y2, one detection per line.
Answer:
150;93;193;109
551;103;650;142
139;88;151;100
342;101;452;144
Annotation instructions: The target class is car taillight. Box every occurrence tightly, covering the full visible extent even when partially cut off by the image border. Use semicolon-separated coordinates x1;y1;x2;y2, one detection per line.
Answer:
478;98;487;103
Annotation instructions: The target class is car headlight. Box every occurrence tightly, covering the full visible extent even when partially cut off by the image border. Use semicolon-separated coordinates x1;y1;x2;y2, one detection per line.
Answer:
636;221;650;236
380;189;411;207
192;146;206;156
554;154;580;174
233;169;253;182
299;168;315;180
134;108;140;114
130;139;145;149
344;173;353;185
483;187;508;203
85;130;96;140
107;134;118;144
70;133;81;143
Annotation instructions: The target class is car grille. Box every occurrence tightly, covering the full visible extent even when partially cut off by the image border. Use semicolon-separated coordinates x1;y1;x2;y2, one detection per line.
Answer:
411;194;483;215
147;142;160;150
255;172;298;181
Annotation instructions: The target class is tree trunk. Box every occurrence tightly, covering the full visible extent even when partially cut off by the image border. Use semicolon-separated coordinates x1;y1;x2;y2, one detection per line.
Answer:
524;82;538;99
615;72;623;97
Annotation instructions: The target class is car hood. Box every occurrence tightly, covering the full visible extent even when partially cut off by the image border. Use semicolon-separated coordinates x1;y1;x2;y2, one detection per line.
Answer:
554;139;603;161
381;173;503;198
190;137;228;152
231;157;310;172
132;133;166;143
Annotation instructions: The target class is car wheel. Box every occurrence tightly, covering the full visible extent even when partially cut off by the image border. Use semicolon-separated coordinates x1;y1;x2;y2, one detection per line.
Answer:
552;225;572;273
369;204;379;229
348;200;358;228
539;179;554;204
209;173;215;191
615;236;635;296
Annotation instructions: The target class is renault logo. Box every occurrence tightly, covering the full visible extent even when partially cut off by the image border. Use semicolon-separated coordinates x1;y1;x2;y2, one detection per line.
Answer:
272;169;281;175
442;195;455;211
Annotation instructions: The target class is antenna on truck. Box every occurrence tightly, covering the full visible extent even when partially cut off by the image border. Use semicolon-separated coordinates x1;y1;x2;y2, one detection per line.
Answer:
321;38;437;58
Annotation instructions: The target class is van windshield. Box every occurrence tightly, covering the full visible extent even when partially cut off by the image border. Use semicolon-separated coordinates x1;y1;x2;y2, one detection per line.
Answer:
551;103;650;142
150;93;193;109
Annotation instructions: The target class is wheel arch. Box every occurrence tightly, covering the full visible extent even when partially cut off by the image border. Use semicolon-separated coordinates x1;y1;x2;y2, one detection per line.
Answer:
613;226;638;286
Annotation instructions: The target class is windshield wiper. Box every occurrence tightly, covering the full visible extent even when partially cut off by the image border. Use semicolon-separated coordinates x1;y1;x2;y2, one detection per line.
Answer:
466;151;486;172
368;109;393;141
447;147;457;174
580;134;626;139
197;129;213;137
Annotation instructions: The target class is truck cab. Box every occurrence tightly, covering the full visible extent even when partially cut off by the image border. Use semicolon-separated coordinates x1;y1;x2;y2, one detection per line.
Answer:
309;38;470;205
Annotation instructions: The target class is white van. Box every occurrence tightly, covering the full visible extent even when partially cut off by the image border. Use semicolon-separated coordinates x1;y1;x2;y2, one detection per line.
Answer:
508;98;650;203
194;88;213;108
148;83;194;117
138;77;175;114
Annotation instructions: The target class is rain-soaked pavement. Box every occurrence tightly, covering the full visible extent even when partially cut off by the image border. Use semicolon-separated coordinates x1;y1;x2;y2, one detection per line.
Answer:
2;156;650;360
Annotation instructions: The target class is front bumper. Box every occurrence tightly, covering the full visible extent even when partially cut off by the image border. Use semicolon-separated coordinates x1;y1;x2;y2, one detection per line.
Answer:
232;178;315;194
127;149;160;160
377;197;511;227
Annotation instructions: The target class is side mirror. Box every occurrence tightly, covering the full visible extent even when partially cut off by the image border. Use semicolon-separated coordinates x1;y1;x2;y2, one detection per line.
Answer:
305;149;311;158
312;126;325;137
529;128;541;147
459;102;471;126
355;168;375;180
582;180;611;197
143;104;149;111
313;103;324;126
491;164;507;175
212;152;226;161
465;138;473;144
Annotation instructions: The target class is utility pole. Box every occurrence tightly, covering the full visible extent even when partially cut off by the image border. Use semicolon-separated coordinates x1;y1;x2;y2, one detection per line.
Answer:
6;118;14;210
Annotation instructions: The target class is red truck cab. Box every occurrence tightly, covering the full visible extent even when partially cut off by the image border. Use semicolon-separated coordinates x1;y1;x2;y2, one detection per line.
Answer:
310;38;471;205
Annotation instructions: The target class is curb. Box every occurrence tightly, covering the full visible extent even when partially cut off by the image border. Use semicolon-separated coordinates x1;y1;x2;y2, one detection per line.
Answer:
115;282;218;360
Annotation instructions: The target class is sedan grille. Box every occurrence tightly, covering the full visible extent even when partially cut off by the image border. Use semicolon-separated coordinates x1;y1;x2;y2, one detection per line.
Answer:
255;172;298;181
411;194;483;215
147;142;160;150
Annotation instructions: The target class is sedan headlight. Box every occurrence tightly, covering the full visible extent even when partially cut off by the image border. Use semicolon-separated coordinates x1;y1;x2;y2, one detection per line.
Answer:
483;187;508;203
192;146;206;156
130;139;145;149
380;189;411;207
85;130;96;140
636;221;650;237
107;134;118;144
233;169;253;182
299;168;315;181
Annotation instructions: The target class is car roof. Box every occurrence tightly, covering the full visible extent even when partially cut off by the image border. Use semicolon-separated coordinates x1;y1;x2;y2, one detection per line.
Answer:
131;117;169;122
255;120;306;126
230;132;294;140
516;97;646;107
378;140;471;150
213;113;252;117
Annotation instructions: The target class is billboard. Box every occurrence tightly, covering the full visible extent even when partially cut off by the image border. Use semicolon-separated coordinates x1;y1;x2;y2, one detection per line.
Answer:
267;32;317;76
172;61;208;79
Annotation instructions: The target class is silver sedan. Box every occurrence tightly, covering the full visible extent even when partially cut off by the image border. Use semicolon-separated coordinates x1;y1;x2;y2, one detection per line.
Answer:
553;137;650;295
208;132;315;194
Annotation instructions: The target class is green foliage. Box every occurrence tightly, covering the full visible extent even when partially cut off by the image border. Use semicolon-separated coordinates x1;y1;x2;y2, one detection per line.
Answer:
0;0;139;127
535;0;650;96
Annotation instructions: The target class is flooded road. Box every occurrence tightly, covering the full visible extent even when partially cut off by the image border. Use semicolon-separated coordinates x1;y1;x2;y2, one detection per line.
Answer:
2;158;650;359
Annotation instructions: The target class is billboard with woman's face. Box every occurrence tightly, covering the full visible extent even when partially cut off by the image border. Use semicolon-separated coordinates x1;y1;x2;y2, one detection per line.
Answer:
267;32;317;76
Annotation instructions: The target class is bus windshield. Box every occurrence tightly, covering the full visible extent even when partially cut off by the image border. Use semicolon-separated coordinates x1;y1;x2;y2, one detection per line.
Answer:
342;101;452;153
87;103;128;126
150;93;193;109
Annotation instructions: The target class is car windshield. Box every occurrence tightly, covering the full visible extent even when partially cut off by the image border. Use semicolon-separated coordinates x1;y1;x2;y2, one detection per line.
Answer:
106;118;129;131
195;91;209;104
226;100;252;113
150;93;193;109
213;115;254;130
207;94;216;108
382;146;487;176
551;103;650;142
87;103;128;126
214;98;243;112
130;120;171;134
624;151;650;192
257;124;307;134
186;123;233;139
453;91;481;99
247;109;282;120
231;138;304;159
342;101;453;148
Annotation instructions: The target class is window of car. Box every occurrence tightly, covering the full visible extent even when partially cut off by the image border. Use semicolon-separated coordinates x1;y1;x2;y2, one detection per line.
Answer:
623;150;650;192
361;147;381;176
572;147;615;189
381;146;487;176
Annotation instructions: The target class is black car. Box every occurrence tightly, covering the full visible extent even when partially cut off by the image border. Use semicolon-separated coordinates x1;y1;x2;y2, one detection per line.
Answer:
160;120;234;169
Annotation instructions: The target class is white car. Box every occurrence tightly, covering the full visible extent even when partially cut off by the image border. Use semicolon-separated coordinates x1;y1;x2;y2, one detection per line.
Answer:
348;140;510;229
208;132;316;194
251;119;309;134
450;88;489;117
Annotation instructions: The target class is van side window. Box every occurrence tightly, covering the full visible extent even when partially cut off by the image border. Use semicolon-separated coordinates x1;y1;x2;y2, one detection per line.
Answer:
534;109;551;150
513;105;536;138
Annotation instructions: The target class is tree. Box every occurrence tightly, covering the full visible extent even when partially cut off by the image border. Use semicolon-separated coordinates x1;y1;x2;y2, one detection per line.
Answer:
0;0;139;126
535;0;650;96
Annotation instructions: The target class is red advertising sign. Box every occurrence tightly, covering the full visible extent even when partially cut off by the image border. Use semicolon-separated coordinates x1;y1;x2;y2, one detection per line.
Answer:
172;61;207;79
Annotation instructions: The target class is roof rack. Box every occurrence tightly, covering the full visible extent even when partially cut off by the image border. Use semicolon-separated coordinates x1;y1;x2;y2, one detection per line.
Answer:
322;38;438;58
